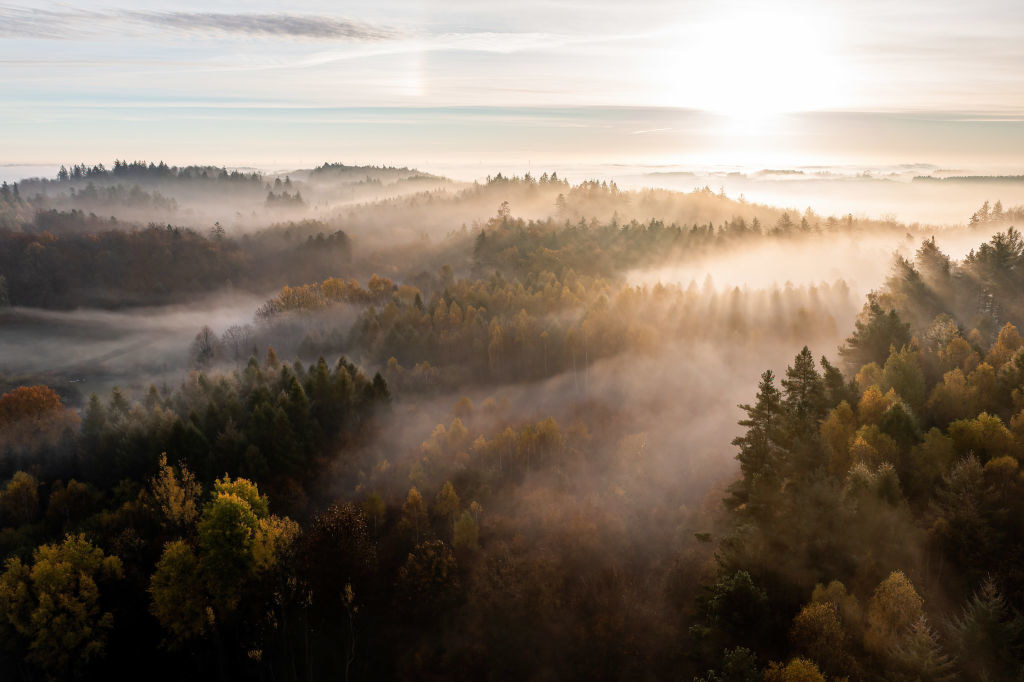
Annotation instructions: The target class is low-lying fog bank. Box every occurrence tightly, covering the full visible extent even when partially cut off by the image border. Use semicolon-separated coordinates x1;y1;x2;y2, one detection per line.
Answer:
0;292;268;401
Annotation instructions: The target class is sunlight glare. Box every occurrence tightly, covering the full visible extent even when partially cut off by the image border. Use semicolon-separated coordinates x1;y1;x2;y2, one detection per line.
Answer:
666;7;847;122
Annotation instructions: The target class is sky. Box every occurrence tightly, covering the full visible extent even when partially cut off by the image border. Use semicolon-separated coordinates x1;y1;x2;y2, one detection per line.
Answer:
2;0;1024;172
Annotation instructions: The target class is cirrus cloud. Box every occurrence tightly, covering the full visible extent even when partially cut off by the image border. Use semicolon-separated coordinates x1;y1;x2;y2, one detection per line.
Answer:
0;5;399;41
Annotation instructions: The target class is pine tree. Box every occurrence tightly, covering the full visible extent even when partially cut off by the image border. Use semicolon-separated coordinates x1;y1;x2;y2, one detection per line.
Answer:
947;577;1024;679
819;356;856;409
889;616;957;681
782;347;826;425
839;296;910;372
728;370;784;509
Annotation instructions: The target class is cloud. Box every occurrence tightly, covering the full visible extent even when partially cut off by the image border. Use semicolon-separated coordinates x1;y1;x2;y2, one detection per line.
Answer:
0;6;397;41
123;12;397;41
629;127;673;135
0;6;99;39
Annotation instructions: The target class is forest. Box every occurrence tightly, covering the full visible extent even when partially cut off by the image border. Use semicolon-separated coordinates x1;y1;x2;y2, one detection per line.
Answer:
1;161;1024;681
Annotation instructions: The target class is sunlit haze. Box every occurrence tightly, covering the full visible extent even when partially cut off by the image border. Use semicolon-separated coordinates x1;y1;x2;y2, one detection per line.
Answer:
2;0;1024;171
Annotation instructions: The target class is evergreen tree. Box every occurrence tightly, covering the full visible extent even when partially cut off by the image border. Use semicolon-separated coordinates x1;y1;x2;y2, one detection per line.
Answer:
728;370;783;509
839;296;910;372
947;577;1024;679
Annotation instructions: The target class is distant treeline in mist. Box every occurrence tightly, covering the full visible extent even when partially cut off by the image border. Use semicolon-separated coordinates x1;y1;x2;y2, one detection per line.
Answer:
2;159;454;234
0;217;351;308
0;169;943;309
51;160;263;184
915;174;1024;183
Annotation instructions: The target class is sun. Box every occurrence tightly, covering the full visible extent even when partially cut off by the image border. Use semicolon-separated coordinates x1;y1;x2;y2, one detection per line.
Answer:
662;7;848;121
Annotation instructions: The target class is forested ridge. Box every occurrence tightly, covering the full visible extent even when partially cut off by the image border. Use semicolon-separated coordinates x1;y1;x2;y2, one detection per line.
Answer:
696;228;1024;680
1;163;1024;680
0;164;943;310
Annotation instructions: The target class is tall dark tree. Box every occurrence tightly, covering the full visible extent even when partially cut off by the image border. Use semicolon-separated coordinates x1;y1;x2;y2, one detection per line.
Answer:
728;370;784;510
839;296;910;371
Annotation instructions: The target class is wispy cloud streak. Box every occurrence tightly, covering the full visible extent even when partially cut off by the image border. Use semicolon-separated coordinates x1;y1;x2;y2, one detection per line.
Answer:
0;6;398;41
123;11;397;41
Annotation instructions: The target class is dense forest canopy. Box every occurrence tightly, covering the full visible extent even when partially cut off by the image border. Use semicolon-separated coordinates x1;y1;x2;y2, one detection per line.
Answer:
2;161;1024;680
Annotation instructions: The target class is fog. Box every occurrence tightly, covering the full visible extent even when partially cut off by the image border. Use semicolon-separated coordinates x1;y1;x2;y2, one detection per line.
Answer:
421;160;1024;227
14;160;1022;239
628;223;1013;295
4;162;1015;428
627;167;1024;226
0;292;266;402
2;159;1023;678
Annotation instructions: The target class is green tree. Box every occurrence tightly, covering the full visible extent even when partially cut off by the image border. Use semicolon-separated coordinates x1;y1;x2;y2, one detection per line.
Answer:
703;571;770;648
839;296;910;372
0;534;123;676
152;476;297;638
881;345;927;415
728;370;783;509
782;347;826;426
148;540;211;645
948;412;1015;462
197;489;262;613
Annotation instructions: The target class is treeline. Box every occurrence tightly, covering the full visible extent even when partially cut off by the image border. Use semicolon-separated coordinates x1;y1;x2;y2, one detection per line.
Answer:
0;218;352;308
966;199;1024;226
249;208;875;388
323;172;888;257
0;352;388;491
471;209;834;281
0;225;248;307
693;229;1024;679
914;175;1024;184
266;190;305;207
53;160;263;185
467;174;871;233
254;264;849;389
12;161;273;221
67;183;178;211
311;162;440;182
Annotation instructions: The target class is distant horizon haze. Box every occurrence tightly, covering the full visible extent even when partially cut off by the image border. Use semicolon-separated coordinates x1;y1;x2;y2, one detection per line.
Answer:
2;107;1024;173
